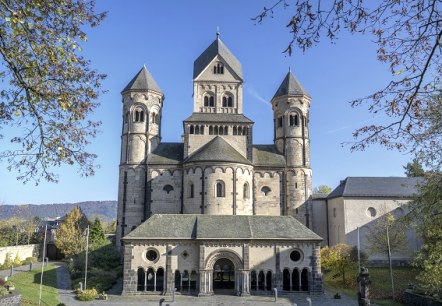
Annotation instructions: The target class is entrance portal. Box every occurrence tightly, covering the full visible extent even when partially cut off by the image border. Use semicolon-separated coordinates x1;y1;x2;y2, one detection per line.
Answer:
212;258;235;294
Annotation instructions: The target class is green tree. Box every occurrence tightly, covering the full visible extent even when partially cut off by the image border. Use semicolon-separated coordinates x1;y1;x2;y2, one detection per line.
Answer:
55;206;88;257
404;158;425;177
89;217;106;248
321;243;358;284
0;0;106;183
253;1;441;156
408;173;442;294
313;185;332;194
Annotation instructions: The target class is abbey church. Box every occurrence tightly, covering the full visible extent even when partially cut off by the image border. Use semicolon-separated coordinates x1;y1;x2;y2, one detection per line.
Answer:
115;35;420;296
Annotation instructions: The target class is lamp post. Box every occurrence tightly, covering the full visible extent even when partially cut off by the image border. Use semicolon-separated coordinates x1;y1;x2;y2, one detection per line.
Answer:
38;224;48;306
84;225;90;290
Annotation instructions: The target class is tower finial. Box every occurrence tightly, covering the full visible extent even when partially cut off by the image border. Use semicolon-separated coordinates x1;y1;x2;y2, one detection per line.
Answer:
288;66;291;73
216;26;220;39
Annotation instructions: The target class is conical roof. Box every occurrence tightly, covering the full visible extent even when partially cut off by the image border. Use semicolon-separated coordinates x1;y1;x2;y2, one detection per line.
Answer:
184;136;250;164
193;36;242;80
122;65;162;93
272;71;308;99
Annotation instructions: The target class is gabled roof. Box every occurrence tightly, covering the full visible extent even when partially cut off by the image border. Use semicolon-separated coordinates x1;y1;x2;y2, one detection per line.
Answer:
327;177;422;199
147;143;183;165
123;214;322;241
184;136;251;165
272;71;309;100
122;66;162;94
183;113;253;123
193;37;242;80
252;145;286;167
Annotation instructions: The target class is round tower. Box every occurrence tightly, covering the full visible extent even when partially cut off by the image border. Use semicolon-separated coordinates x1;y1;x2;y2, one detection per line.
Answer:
271;70;312;226
116;66;164;250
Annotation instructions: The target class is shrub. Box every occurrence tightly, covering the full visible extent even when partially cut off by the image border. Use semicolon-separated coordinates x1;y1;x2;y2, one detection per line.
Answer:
0;287;9;297
23;256;38;265
76;288;98;301
13;253;22;266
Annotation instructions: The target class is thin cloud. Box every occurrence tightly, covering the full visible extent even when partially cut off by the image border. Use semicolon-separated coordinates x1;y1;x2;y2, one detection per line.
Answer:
245;84;270;106
324;115;386;135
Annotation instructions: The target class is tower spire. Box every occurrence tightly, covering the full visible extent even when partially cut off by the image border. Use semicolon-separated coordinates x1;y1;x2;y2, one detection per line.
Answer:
216;26;220;39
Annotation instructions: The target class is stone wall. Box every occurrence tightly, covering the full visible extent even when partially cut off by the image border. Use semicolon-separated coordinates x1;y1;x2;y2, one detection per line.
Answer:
0;244;39;265
0;293;21;306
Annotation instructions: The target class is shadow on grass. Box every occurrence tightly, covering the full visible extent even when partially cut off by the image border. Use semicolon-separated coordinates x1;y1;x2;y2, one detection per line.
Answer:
33;266;58;288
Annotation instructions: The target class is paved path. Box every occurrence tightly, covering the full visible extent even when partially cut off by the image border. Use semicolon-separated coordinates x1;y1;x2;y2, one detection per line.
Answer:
53;264;360;306
0;261;44;279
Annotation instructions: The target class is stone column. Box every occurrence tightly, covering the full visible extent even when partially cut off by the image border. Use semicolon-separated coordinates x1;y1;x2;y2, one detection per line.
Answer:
239;269;250;296
198;270;212;296
310;243;323;293
122;244;136;294
166;244;174;293
275;246;282;291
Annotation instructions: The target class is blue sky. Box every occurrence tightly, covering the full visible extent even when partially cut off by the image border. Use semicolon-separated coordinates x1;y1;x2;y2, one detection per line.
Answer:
0;1;412;205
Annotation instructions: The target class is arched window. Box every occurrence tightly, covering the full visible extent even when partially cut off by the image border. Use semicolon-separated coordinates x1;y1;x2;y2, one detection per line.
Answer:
200;126;204;134
204;96;209;106
219;126;223;135
163;185;174;194
277;116;283;127
204;94;215;107
261;186;271;196
195;126;200;134
214;62;224;74
209;126;213;135
289;113;299;126
215;180;225;197
224;126;228;135
237;126;242;135
243;183;250;199
233;126;237;135
189;125;194;134
222;96;227;107
209;96;214;107
189;184;194;198
228;96;233;107
214;126;218;135
134;108;144;122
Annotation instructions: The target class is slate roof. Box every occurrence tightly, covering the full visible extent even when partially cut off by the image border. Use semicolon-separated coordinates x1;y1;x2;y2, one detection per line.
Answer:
327;177;422;199
184;136;251;165
122;66;162;94
193;37;243;80
184;113;253;123
252;145;286;167
147;143;183;165
123;214;322;241
272;71;309;99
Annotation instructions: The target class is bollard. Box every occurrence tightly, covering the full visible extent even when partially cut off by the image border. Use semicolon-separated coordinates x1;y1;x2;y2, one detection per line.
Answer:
306;297;312;306
29;262;33;271
159;298;165;306
172;288;176;302
79;282;83;291
273;288;278;302
9;265;13;277
45;257;49;266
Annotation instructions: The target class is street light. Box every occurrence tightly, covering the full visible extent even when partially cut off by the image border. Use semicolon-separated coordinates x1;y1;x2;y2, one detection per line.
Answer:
84;225;90;290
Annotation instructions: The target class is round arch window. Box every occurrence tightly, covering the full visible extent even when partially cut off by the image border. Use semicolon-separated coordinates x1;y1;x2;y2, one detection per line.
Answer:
145;249;159;262
290;249;303;262
366;207;377;218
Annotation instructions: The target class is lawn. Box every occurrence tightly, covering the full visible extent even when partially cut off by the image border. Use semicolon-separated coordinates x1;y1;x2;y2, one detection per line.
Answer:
10;265;60;306
324;266;418;306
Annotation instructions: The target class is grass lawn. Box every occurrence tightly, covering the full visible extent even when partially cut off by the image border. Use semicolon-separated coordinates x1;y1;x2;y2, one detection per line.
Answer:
324;266;417;306
10;265;60;306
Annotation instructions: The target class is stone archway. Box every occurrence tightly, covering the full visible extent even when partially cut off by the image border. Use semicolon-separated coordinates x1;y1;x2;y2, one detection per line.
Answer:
200;249;244;296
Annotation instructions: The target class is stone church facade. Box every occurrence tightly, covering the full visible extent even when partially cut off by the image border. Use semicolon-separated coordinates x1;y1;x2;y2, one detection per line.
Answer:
116;35;324;296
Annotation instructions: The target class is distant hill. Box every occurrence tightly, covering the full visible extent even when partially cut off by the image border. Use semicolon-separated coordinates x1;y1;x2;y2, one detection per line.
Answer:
0;201;117;221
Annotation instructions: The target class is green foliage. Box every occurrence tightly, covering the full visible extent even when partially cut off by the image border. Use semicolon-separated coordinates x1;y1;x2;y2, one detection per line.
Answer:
76;288;98;301
0;286;8;297
55;206;88;257
0;0;106;183
313;185;332;194
404;158;426;177
89;218;106;248
1;252;13;269
321;244;358;284
409;173;442;294
23;256;38;265
13;253;21;266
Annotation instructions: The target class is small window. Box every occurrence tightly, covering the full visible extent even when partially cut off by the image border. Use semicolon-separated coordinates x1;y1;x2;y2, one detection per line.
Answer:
366;207;377;218
233;126;237;135
277;117;283;128
189;184;194;198
215;180;225;197
333;207;337;218
146;249;159;262
222;96;227;107
134;108;144;122
214;62;224;74
243;183;250;199
290;250;302;262
289;114;299;126
209;96;214;107
163;185;174;194
204;96;209;107
125;112;129;123
261;186;271;196
209;126;214;135
189;125;194;134
195;126;200;134
228;96;233;107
